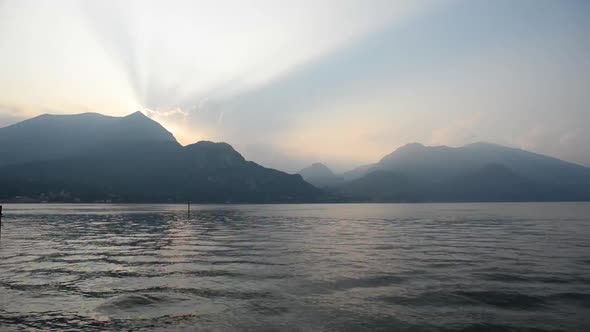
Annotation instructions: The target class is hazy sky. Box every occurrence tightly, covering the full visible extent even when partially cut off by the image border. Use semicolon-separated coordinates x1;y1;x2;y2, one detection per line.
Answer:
1;0;589;172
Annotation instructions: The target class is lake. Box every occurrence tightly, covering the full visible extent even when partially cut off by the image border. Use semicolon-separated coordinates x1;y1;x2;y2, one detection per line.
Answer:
0;203;589;331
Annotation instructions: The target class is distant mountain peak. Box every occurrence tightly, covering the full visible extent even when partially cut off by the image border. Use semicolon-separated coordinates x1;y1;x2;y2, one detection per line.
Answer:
402;142;426;149
125;110;149;119
299;162;335;177
298;162;342;188
393;142;427;153
185;140;239;152
122;111;156;124
379;142;427;164
183;141;246;167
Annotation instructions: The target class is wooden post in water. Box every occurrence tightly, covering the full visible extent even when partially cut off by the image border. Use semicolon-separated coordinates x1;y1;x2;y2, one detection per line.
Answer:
187;200;191;216
0;205;3;239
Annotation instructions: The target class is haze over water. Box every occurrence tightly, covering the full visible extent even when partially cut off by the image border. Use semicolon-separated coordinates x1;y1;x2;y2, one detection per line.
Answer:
0;203;589;331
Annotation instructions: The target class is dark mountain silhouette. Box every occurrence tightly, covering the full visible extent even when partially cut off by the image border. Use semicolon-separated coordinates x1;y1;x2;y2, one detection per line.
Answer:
298;163;343;188
330;142;590;202
0;112;319;203
333;170;424;202
0;111;177;167
438;163;544;202
375;142;590;186
2;112;589;203
340;164;374;182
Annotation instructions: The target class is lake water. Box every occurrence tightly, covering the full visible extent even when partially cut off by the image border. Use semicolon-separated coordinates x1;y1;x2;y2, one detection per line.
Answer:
0;203;589;331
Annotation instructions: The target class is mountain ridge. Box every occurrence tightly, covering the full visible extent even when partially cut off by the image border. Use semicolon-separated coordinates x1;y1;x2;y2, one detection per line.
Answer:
0;112;319;203
297;163;344;188
2;112;589;203
0;111;178;167
340;142;590;180
327;142;590;202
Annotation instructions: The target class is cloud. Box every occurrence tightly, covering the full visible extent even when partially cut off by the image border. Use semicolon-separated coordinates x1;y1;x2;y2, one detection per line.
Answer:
1;0;589;171
0;1;139;116
79;0;432;112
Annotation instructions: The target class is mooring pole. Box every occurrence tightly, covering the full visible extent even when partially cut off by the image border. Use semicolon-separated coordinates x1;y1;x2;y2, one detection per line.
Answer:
187;200;191;215
0;205;3;239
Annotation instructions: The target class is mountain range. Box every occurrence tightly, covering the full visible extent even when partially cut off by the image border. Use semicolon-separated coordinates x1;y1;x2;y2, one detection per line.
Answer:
1;111;589;203
297;163;343;188
299;142;590;202
0;112;318;203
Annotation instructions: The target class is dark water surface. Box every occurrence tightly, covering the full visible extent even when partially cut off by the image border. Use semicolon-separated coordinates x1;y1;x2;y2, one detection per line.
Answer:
0;203;589;331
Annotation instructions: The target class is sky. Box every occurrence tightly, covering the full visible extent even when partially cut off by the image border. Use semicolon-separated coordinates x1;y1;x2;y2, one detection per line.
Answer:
0;0;589;173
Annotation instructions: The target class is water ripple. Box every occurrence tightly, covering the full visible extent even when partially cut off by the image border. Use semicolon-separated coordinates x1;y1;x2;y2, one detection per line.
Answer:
1;203;589;331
